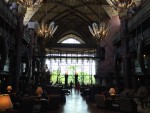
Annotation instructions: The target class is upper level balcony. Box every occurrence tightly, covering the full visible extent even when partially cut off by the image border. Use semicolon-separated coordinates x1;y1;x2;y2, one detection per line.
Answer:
23;29;30;44
0;0;17;30
128;0;150;31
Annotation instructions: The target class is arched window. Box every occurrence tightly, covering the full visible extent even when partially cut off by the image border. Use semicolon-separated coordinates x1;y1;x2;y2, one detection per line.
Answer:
57;34;85;44
46;34;96;85
62;38;80;44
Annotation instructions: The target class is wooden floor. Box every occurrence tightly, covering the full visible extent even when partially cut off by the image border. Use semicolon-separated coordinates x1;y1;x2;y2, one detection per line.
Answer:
45;89;120;113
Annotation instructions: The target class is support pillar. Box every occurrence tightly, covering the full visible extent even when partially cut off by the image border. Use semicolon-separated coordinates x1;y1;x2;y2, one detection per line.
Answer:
65;71;68;88
120;18;132;88
13;16;24;91
29;29;35;82
75;72;78;89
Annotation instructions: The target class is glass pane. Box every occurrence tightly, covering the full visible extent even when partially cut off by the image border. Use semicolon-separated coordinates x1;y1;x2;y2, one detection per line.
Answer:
62;38;80;44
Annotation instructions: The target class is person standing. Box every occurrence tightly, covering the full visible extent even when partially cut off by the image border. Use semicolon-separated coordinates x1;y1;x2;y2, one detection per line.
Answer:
70;81;73;92
77;82;80;93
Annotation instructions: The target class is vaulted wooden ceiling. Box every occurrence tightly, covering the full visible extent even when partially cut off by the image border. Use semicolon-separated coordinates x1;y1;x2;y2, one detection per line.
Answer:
23;0;140;54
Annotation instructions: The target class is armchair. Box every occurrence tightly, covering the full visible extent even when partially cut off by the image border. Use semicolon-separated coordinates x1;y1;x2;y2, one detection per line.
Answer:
119;97;137;113
95;94;106;108
18;96;36;113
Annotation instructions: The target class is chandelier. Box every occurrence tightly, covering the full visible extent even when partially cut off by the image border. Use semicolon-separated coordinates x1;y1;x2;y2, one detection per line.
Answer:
88;2;110;43
37;3;58;39
110;0;135;11
38;20;58;38
17;0;33;7
88;22;110;41
16;0;43;8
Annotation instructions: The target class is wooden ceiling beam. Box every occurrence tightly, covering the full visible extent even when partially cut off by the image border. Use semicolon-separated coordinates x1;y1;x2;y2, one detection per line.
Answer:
45;43;97;49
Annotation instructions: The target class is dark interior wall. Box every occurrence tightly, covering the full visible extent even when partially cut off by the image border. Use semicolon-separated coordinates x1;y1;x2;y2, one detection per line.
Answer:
98;16;121;79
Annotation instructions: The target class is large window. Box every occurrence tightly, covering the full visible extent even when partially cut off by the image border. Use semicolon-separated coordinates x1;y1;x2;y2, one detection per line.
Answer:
61;38;80;44
57;34;85;44
45;34;96;85
45;58;96;85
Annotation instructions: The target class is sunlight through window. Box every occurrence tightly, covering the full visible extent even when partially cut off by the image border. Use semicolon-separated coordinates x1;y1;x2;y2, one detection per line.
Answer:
62;38;80;44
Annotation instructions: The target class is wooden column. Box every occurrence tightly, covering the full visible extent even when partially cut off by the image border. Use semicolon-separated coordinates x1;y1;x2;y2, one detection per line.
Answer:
120;18;132;88
65;72;68;88
75;72;78;89
114;46;120;85
13;16;24;91
29;29;35;82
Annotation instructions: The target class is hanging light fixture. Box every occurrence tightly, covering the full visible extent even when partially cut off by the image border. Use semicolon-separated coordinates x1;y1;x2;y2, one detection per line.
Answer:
110;0;135;11
38;21;58;38
9;0;43;16
109;0;136;18
88;3;110;43
12;0;43;8
17;0;33;7
88;22;110;41
37;4;58;38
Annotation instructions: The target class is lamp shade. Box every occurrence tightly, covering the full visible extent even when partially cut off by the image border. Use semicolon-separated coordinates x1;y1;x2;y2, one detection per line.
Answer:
109;88;116;95
65;71;68;76
75;71;78;76
36;87;43;97
7;86;12;92
0;94;13;110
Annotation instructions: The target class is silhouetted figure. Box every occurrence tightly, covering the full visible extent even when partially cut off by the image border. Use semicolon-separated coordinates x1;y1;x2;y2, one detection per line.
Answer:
70;81;73;92
77;82;80;93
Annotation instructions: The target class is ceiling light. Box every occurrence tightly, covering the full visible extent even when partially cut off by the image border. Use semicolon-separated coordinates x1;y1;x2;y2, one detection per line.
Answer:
88;22;110;41
88;3;110;43
38;20;58;38
16;0;43;8
37;4;58;39
110;0;135;11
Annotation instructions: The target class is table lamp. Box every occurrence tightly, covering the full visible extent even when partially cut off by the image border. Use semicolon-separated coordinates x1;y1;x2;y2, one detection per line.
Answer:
109;88;116;98
36;87;43;97
6;86;12;93
0;94;13;112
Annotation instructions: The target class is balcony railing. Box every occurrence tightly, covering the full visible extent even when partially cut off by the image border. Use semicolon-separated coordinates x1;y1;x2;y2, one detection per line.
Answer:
23;29;30;44
0;0;17;30
128;0;150;31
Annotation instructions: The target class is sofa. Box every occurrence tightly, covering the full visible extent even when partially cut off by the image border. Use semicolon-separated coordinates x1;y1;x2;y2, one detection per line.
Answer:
95;94;106;108
18;96;36;113
87;85;106;102
119;97;137;113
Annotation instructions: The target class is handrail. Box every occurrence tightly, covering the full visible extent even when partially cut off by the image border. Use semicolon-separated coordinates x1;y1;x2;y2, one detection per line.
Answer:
23;29;30;44
128;0;150;31
0;0;17;30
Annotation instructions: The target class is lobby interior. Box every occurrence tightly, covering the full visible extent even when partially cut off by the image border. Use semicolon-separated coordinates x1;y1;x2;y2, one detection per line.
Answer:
0;0;150;113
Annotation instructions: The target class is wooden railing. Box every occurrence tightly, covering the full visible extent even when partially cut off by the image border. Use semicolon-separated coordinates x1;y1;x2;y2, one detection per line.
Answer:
23;29;30;44
128;0;150;31
128;27;150;52
0;0;17;29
